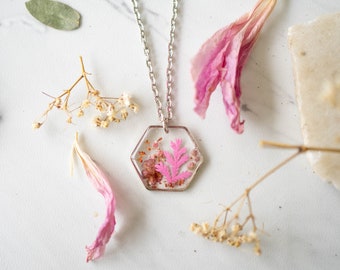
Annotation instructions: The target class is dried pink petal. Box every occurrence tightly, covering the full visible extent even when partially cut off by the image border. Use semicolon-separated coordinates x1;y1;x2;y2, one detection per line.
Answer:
192;0;277;133
73;134;116;262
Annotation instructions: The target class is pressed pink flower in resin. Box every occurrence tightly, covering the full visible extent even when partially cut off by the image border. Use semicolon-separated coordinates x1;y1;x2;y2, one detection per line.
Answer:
131;126;203;191
142;158;163;188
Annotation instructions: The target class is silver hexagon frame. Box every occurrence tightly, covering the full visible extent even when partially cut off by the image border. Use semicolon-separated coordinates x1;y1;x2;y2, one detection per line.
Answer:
131;125;203;191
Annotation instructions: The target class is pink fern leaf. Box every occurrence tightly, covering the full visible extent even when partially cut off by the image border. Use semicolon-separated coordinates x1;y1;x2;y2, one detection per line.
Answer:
154;162;172;182
163;151;175;166
172;154;190;176
170;139;189;175
155;139;192;184
173;171;192;183
171;139;187;157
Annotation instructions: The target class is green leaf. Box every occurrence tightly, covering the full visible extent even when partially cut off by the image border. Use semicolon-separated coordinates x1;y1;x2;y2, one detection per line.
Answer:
25;0;81;31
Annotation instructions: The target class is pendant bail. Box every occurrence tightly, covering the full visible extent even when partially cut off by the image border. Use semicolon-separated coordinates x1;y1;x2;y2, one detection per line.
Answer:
162;118;169;133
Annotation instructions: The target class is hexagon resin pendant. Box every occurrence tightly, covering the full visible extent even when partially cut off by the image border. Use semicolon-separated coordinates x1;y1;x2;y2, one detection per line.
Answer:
131;126;203;191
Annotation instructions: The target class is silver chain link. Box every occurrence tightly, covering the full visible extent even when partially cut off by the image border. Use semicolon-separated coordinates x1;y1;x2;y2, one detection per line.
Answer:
131;0;178;132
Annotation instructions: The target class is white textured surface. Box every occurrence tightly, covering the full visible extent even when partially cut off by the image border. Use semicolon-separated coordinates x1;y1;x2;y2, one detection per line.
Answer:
0;1;340;269
288;13;340;189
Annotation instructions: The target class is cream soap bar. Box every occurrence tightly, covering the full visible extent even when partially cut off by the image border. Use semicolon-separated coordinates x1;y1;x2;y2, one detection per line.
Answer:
288;13;340;190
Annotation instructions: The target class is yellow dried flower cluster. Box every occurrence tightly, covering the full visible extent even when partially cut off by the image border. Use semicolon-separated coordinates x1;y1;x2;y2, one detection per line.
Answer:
190;189;261;255
33;57;138;129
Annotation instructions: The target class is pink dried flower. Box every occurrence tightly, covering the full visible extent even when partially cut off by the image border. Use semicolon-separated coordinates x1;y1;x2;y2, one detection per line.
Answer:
142;158;163;185
73;133;116;262
187;161;196;170
192;0;277;133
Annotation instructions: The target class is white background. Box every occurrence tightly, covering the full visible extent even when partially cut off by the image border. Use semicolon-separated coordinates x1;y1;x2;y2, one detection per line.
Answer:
0;0;339;269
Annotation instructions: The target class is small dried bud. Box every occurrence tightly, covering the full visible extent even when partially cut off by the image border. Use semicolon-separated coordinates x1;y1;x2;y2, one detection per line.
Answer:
121;109;128;119
107;104;115;115
190;223;200;233
32;122;42;129
191;149;199;157
93;117;101;127
234;240;241;247
100;120;109;128
54;97;62;108
129;103;139;113
247;231;257;241
96;102;104;112
187;161;196;170
119;93;131;106
232;223;242;233
254;243;261;256
77;109;84;117
107;115;116;122
201;222;210;234
81;99;90;108
216;229;226;241
239;234;247;243
91;90;100;96
66;116;72;124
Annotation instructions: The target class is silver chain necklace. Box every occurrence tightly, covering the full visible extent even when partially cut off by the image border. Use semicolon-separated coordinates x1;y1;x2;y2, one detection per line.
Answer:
131;0;177;132
130;0;203;191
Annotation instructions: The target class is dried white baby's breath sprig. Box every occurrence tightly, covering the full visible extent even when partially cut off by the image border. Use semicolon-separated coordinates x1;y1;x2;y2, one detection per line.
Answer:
33;57;139;129
191;141;340;255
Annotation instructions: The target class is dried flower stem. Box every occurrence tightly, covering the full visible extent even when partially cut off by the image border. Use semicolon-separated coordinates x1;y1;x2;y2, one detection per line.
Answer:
33;56;139;129
191;141;340;255
260;140;340;154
